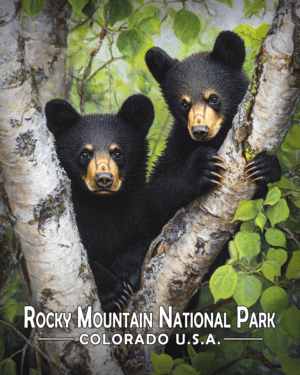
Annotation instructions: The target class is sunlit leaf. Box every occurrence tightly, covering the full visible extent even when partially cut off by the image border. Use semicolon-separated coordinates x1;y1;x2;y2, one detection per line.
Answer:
173;10;201;45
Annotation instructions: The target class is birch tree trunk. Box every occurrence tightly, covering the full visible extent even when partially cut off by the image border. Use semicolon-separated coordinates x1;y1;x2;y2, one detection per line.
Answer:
0;1;123;374
0;0;299;375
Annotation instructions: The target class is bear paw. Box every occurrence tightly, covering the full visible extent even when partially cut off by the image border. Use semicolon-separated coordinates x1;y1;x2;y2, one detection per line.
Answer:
190;147;227;192
244;151;281;186
100;280;134;313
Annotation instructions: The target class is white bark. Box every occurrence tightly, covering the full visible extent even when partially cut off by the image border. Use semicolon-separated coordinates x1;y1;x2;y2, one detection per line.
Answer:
0;1;122;374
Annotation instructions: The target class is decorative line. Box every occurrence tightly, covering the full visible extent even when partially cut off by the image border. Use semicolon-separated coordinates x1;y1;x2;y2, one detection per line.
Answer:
224;338;263;341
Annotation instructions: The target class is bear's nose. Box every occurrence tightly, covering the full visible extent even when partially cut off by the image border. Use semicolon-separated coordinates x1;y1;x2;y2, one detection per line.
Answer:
95;173;113;188
192;125;209;140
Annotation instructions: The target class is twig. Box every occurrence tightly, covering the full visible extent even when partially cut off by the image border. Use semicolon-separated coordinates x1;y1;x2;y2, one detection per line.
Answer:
79;0;114;115
191;297;233;314
21;329;36;375
278;224;300;247
89;56;125;81
0;320;68;375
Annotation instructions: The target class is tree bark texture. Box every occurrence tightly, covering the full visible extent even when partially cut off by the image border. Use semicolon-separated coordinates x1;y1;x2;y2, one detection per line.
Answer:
0;1;123;374
115;1;300;373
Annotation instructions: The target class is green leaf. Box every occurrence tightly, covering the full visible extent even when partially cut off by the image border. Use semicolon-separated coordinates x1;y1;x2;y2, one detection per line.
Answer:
280;306;300;339
104;0;134;27
187;344;197;361
210;265;238;303
192;351;216;374
240;220;257;232
0;359;17;375
261;260;281;281
233;273;262;307
244;0;267;18
173;10;201;45
23;0;44;17
173;358;185;368
231;200;257;222
264;187;281;205
215;0;233;8
128;5;161;35
151;352;174;374
234;231;261;261
254;211;267;232
228;241;238;261
286;251;300;280
265;228;286;248
266;199;289;228
267;248;288;266
173;364;200;375
278;354;300;375
82;0;97;17
281;121;300;152
30;369;38;375
264;326;293;355
68;0;89;13
260;286;289;316
117;29;154;63
168;7;177;19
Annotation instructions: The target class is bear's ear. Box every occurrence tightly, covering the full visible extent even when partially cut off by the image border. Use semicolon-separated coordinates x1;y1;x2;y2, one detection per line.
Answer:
145;47;178;83
118;94;154;137
210;31;246;70
45;99;81;138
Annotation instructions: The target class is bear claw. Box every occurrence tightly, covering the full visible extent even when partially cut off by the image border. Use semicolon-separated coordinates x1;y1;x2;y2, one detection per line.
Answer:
244;161;255;169
114;302;122;311
252;176;263;182
211;179;222;186
123;281;134;295
211;172;223;179
247;170;261;179
214;163;227;170
212;156;225;163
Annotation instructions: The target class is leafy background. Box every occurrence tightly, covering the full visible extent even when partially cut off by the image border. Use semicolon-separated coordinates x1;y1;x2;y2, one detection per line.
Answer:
1;0;300;374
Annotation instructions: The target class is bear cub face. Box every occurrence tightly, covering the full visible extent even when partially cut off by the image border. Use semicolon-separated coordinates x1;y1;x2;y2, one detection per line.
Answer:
46;95;154;198
146;31;249;145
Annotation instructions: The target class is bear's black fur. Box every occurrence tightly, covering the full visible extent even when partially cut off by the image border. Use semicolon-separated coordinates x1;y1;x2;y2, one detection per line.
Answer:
146;31;281;237
45;95;154;312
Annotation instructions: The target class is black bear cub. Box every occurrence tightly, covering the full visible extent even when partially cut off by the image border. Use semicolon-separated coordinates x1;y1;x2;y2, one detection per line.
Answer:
45;95;154;312
146;31;281;237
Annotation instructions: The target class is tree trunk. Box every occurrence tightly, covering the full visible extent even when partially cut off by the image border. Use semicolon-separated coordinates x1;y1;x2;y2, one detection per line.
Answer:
0;1;122;374
0;0;299;375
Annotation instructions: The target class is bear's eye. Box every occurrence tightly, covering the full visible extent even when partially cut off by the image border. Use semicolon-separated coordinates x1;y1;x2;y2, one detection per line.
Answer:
81;151;89;159
114;151;122;159
210;95;219;105
180;100;190;111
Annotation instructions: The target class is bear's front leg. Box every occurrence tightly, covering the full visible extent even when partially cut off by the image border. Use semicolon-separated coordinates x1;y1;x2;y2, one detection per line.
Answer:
109;238;149;298
89;260;134;312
